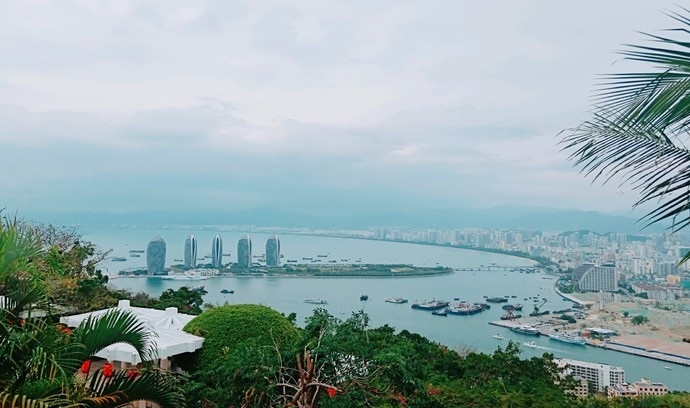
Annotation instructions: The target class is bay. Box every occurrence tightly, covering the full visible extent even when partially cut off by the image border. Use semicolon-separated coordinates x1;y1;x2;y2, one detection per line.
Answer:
83;226;689;391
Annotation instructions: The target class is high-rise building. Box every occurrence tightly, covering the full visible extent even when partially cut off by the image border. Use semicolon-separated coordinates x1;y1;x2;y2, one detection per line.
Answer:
212;235;223;268
237;235;252;268
184;235;198;269
146;236;166;275
579;262;619;292
266;235;280;267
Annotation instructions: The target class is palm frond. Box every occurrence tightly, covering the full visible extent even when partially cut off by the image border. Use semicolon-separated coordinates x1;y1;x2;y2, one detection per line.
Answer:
84;369;184;408
561;8;690;243
71;310;157;364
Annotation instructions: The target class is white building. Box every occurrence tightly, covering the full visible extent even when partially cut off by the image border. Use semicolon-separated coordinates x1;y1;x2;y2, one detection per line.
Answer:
556;358;625;392
579;263;619;293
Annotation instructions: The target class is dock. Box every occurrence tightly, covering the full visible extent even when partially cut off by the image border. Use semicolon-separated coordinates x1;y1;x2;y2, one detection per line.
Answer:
489;318;690;366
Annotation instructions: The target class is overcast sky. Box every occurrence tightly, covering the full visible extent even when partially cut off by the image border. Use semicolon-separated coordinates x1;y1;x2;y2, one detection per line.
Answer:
0;1;679;218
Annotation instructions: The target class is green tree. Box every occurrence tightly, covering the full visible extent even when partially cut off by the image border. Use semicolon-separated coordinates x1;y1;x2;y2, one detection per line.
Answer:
561;9;690;263
631;315;649;325
0;215;184;407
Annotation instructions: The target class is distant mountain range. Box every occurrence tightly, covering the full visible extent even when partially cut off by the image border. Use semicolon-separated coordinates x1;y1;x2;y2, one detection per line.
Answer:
28;205;666;235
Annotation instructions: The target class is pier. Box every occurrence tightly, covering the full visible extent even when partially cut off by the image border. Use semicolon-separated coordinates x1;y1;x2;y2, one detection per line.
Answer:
489;318;690;367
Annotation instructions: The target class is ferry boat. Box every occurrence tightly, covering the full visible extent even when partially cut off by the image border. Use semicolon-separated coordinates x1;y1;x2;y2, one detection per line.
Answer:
304;299;328;305
548;331;585;345
385;297;408;304
411;300;450;311
510;325;540;336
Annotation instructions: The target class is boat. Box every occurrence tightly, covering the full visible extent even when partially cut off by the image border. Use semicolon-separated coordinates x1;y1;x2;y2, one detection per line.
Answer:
523;341;538;348
128;250;145;253
493;334;504;340
502;303;523;310
220;289;234;294
385;297;408;304
411;300;450;311
431;309;448;316
317;254;329;257
287;259;298;263
486;297;509;303
548;332;586;345
174;259;183;262
446;302;484;315
500;313;522;320
664;366;672;370
160;271;210;281
111;257;127;262
302;257;313;260
304;299;328;304
329;260;337;263
529;310;550;317
510;325;540;336
360;295;369;301
129;254;141;257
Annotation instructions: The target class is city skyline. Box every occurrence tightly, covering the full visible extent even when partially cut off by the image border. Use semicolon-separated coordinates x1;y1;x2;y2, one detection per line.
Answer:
0;1;677;219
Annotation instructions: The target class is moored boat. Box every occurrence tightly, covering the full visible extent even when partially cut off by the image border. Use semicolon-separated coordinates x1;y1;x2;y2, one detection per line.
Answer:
385;297;408;304
510;325;540;336
548;331;585;345
486;297;509;303
431;309;448;316
411;300;450;311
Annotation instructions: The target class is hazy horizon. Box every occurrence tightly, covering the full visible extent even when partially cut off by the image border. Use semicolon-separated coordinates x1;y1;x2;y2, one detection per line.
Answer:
1;1;676;219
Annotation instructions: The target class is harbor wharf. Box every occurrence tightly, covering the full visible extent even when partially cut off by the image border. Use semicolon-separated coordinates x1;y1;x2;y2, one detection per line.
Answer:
489;318;690;367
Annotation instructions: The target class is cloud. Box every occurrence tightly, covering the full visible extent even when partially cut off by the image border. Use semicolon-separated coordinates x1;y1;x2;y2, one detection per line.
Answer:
0;0;679;218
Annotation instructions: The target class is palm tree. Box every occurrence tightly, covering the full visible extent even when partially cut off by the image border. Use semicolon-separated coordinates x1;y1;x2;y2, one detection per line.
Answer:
0;216;185;407
561;9;690;262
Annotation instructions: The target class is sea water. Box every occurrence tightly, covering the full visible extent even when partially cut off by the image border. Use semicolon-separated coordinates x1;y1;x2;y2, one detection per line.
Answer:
82;226;689;391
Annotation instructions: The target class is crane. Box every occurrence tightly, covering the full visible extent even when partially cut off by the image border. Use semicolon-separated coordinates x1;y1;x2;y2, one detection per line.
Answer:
529;298;548;317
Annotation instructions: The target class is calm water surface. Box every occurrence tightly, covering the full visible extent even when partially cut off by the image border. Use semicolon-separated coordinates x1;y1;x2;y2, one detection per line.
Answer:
83;227;690;391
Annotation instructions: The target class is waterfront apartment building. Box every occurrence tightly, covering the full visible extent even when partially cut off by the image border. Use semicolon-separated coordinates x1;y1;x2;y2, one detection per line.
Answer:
211;235;223;268
146;236;166;275
265;235;280;267
237;235;252;268
578;262;619;293
556;358;625;392
184;235;198;269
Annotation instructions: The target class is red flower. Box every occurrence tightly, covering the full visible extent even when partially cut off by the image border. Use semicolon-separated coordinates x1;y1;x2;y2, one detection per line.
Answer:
102;362;114;378
326;387;337;398
80;360;91;374
64;327;71;335
127;369;138;379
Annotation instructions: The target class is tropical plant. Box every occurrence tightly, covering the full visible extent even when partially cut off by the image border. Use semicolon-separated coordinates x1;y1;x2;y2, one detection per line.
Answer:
561;9;690;262
0;215;185;407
